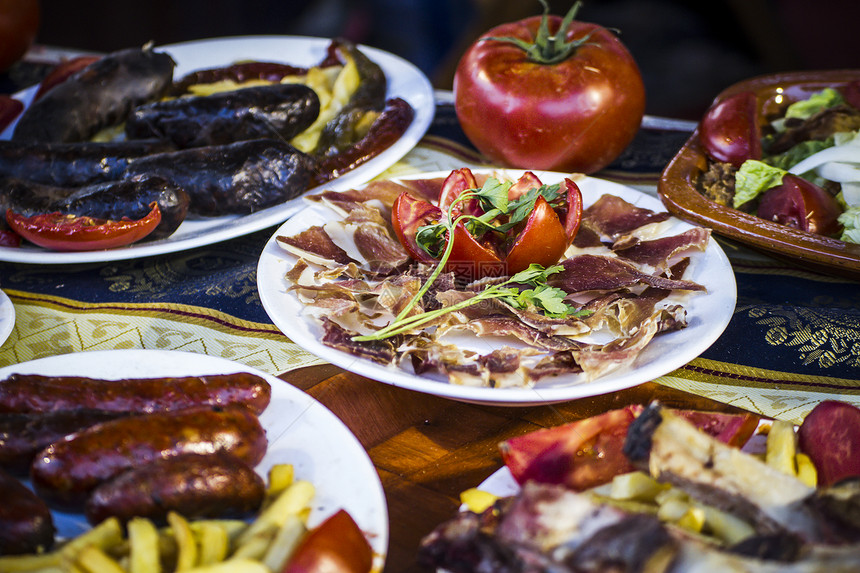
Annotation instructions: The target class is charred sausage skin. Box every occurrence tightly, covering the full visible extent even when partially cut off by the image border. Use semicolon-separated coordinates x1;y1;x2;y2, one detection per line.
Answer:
0;371;271;415
0;467;55;555
85;452;265;525
125;83;321;148
30;405;268;511
12;45;175;143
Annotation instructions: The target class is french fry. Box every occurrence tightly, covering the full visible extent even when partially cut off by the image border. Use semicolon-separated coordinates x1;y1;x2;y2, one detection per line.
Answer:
60;518;124;566
266;463;295;498
167;512;198;571
796;452;818;487
765;419;798;476
230;529;276;562
127;517;161;573
261;514;306;572
609;471;669;503
75;546;125;573
235;480;315;548
696;503;757;545
459;488;498;513
675;506;706;533
182;558;270;573
189;520;247;543
0;552;63;573
195;523;230;566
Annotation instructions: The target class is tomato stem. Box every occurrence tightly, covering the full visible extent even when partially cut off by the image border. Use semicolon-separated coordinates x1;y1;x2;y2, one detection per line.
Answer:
486;1;594;66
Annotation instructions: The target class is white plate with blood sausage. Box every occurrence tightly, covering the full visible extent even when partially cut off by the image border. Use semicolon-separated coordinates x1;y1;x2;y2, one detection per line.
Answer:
0;36;434;264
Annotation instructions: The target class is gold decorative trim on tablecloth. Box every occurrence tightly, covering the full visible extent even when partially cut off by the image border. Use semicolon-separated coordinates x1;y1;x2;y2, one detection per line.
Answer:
658;357;860;424
0;290;326;375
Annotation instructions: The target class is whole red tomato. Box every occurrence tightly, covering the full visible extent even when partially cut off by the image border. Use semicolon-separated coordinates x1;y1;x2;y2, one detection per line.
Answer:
454;1;645;174
0;0;40;71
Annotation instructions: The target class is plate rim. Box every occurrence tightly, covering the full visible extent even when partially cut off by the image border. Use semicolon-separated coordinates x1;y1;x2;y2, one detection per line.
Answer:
0;348;389;565
0;288;14;348
257;168;737;406
0;34;435;264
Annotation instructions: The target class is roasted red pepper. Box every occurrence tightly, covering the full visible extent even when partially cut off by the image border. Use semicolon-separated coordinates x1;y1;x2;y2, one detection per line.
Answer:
392;168;582;280
5;203;162;251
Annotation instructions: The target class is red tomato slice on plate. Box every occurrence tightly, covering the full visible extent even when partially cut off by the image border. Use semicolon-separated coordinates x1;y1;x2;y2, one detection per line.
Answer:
281;509;372;573
6;203;162;252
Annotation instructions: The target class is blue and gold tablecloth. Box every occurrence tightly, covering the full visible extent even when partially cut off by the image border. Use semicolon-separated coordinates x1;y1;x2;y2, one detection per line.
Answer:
1;98;858;425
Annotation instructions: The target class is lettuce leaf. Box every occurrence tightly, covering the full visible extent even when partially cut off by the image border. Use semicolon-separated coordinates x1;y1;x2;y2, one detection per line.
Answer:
733;160;786;209
765;138;834;170
838;206;860;244
784;87;845;121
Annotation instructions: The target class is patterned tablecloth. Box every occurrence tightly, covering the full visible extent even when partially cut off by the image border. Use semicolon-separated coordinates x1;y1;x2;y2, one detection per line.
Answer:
1;97;858;425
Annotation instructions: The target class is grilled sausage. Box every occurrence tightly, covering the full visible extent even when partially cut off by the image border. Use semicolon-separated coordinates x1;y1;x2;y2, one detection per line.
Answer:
31;405;267;511
0;467;55;555
0;409;129;475
85;452;265;525
12;45;175;143
1;175;190;241
0;371;271;415
121;138;314;216
0;139;175;187
125;83;320;148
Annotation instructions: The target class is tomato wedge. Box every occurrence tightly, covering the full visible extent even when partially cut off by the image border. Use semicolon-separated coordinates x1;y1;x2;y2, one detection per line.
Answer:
281;509;372;573
6;203;162;252
391;169;583;280
699;91;762;168
391;192;441;265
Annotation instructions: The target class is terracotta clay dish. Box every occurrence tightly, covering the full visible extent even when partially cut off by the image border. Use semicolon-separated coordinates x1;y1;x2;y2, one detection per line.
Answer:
658;70;860;281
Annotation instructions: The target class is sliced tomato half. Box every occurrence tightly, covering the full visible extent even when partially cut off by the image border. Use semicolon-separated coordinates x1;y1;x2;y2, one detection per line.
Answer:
281;509;373;573
6;203;162;252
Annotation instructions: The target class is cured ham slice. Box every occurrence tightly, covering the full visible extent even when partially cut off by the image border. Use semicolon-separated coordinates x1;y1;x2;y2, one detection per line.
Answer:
580;193;671;240
550;254;706;294
613;227;711;268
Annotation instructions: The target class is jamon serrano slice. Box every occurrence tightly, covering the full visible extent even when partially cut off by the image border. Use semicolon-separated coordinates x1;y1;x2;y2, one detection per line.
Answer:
550;254;706;293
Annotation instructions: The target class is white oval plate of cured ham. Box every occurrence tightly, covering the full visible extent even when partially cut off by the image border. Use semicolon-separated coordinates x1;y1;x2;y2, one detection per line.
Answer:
257;169;736;405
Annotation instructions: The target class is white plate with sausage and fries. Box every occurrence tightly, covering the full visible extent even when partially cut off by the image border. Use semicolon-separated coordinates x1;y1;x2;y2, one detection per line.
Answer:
0;349;388;571
0;35;435;264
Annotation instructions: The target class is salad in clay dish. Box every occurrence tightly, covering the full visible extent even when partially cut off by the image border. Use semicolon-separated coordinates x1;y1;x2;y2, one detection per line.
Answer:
697;79;860;243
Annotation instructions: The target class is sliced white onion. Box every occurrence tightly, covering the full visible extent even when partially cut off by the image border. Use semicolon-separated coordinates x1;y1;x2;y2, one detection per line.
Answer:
817;161;860;183
841;182;860;207
789;145;860;176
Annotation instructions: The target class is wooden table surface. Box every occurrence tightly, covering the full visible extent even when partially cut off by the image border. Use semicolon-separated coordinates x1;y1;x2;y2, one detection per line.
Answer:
281;364;746;573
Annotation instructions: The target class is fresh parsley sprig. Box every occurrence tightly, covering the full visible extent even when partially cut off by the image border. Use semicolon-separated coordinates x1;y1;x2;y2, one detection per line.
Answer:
352;264;583;342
